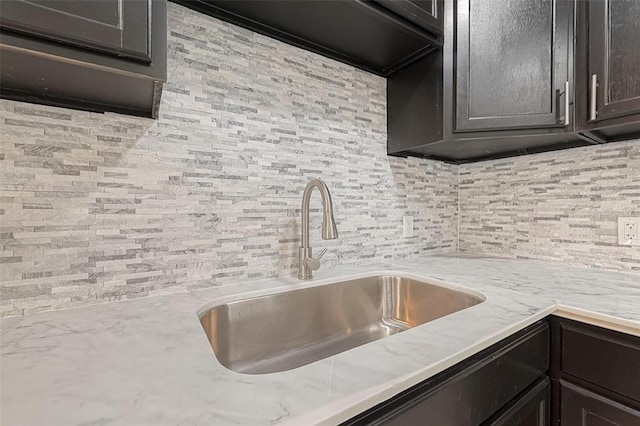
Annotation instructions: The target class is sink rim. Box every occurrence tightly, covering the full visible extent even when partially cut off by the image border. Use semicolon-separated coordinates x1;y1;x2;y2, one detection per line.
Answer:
195;271;488;375
195;269;487;319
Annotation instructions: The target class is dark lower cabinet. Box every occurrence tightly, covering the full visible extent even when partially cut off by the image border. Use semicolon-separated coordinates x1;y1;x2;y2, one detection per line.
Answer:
345;317;640;426
484;377;550;426
560;321;640;402
343;321;549;425
561;381;640;426
549;316;640;426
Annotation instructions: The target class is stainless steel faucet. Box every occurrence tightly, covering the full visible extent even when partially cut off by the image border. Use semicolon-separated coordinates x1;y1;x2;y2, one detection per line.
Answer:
299;178;338;280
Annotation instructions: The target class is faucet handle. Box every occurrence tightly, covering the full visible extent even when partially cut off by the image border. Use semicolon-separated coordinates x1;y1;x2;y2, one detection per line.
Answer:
304;249;327;271
315;248;327;261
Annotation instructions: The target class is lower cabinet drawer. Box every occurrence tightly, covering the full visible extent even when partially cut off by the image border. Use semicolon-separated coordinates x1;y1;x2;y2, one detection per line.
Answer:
484;377;550;426
343;321;549;426
560;320;640;402
561;381;640;426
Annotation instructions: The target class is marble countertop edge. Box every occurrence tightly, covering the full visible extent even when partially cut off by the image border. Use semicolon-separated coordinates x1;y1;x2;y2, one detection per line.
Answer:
299;304;559;426
554;304;640;337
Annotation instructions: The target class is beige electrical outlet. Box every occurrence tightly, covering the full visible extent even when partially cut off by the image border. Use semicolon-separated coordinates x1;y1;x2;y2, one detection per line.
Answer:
618;217;640;246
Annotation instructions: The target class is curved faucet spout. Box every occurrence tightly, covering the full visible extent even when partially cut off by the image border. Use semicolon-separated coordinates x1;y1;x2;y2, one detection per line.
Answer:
300;179;338;248
299;178;338;280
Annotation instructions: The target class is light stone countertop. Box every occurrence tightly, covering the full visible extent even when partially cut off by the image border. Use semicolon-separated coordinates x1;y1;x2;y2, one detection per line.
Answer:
1;255;639;426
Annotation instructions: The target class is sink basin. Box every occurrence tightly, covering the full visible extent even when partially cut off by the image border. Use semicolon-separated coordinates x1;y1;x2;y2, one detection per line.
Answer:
199;275;484;374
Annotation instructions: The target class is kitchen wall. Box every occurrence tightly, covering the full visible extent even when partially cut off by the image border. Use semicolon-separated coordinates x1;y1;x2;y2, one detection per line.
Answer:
459;141;640;272
2;3;639;318
0;3;459;317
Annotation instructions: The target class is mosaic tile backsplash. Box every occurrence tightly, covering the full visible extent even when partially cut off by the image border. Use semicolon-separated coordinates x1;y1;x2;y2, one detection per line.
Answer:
459;141;640;272
2;4;639;317
0;4;459;316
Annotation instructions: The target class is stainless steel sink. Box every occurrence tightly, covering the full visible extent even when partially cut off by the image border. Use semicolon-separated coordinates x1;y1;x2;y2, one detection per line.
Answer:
199;275;484;374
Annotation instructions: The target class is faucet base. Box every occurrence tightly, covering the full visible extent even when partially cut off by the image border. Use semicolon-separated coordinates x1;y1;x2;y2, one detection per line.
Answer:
298;247;313;280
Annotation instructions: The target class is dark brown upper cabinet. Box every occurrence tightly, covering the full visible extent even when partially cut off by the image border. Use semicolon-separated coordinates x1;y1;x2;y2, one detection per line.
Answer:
454;0;572;132
388;0;592;163
172;0;442;77
576;0;640;141
0;0;151;62
389;0;640;162
373;0;442;35
0;0;166;118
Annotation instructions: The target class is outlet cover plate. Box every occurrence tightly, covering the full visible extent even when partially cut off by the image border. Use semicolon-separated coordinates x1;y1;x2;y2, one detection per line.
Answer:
618;217;640;246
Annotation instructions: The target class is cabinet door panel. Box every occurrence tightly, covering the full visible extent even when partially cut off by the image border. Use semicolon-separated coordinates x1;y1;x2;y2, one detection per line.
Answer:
484;377;550;426
375;0;441;34
588;0;640;122
561;381;640;426
561;321;640;402
342;322;549;426
0;0;150;61
455;0;571;132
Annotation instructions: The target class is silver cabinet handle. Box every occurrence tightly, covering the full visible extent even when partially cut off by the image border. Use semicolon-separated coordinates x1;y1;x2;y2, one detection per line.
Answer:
590;74;598;120
558;81;570;126
564;81;570;126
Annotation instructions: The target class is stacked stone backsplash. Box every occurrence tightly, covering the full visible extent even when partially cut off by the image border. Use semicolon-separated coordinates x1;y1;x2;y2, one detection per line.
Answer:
459;141;640;272
0;3;459;317
2;3;639;318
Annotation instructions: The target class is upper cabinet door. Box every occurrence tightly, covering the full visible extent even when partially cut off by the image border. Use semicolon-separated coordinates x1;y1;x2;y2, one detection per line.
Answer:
374;0;442;36
187;0;440;77
0;0;151;62
588;0;640;123
454;0;572;132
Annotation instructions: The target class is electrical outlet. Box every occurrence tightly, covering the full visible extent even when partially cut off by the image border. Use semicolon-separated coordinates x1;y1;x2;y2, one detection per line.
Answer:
618;217;640;246
403;216;414;238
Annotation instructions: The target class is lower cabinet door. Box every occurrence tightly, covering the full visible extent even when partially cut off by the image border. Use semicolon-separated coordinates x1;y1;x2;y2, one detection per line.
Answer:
561;381;640;426
484;377;550;426
342;321;549;426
